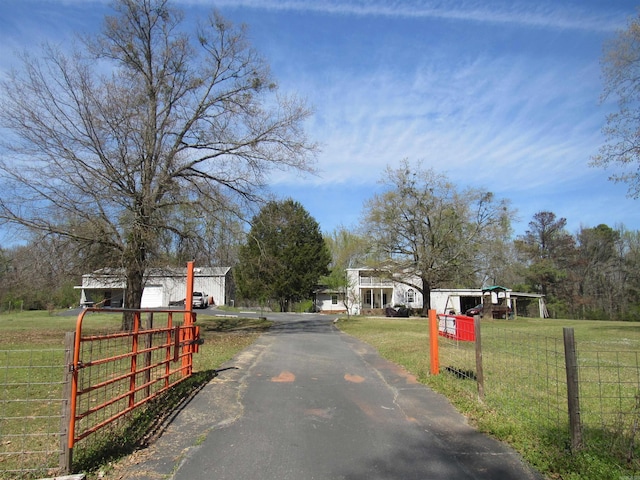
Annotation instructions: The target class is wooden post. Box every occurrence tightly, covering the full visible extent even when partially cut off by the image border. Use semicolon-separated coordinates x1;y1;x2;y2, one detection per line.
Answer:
60;331;75;474
563;327;582;451
475;316;485;402
429;309;439;375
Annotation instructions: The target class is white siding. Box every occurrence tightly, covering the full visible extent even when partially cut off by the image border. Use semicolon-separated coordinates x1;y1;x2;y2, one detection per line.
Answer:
141;285;163;308
315;293;346;313
78;267;231;308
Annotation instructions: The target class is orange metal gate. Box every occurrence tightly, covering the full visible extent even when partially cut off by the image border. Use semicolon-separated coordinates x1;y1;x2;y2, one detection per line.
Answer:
66;307;201;461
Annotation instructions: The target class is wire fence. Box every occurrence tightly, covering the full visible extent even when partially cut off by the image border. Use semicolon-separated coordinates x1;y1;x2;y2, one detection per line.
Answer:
577;347;640;467
3;312;639;478
436;315;640;475
0;348;69;479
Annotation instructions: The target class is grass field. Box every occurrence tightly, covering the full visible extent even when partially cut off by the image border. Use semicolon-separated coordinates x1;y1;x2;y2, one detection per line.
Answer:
0;309;270;479
3;310;639;479
338;316;640;480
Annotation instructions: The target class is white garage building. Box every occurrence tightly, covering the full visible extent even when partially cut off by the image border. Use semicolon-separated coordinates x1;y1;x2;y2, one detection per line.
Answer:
76;267;233;308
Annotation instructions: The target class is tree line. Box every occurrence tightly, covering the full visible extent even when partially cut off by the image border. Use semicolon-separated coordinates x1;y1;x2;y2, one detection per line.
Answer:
3;166;640;321
514;213;640;320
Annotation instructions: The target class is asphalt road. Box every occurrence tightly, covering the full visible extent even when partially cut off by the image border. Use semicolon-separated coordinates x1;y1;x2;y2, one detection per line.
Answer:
116;314;542;480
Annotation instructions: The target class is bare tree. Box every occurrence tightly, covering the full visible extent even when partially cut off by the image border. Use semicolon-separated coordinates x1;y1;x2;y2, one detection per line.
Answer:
574;224;621;319
592;12;640;197
0;0;316;326
360;160;513;311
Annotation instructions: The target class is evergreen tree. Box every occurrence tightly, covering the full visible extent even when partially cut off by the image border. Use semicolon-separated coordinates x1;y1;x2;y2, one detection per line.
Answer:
236;200;330;311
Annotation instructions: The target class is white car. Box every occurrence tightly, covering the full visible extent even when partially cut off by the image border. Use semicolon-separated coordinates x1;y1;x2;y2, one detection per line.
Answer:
192;292;208;308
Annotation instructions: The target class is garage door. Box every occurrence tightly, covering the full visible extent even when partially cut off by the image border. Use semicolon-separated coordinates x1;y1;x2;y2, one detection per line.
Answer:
141;285;163;308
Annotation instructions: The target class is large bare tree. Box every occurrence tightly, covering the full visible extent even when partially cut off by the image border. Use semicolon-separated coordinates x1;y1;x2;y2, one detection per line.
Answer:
360;160;512;311
0;0;316;325
592;12;640;197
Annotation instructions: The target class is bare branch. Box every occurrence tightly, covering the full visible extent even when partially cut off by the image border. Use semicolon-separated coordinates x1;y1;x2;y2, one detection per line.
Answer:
0;0;317;315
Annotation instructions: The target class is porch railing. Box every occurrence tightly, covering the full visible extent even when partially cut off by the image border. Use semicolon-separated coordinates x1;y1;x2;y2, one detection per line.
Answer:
359;276;393;286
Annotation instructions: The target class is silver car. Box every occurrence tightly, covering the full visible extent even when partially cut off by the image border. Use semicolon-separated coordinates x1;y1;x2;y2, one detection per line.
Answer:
192;292;208;308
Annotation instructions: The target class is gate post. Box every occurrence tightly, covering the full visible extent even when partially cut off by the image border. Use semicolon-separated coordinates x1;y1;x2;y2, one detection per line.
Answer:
60;331;75;473
183;262;196;375
185;261;195;325
429;310;440;375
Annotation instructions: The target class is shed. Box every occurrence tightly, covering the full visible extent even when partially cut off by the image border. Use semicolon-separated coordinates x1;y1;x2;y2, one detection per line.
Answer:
76;267;233;308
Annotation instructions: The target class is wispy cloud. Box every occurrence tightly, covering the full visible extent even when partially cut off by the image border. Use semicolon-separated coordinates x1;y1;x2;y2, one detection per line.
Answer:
271;47;605;196
200;0;629;33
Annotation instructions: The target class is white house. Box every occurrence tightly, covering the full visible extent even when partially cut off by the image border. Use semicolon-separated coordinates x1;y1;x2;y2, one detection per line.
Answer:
313;268;546;318
313;287;348;314
343;268;423;315
76;267;233;308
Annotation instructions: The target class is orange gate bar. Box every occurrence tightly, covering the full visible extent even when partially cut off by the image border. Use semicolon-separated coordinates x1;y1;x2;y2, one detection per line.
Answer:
67;308;201;451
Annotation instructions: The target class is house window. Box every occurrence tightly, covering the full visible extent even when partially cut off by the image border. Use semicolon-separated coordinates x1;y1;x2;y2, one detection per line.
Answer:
331;294;338;305
407;289;415;303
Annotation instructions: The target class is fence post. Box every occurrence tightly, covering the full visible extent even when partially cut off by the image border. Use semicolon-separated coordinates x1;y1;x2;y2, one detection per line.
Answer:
429;309;440;375
475;316;485;402
60;331;75;474
563;327;582;451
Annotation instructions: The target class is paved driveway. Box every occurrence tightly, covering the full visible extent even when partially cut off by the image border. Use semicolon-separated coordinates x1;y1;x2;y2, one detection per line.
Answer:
117;314;542;480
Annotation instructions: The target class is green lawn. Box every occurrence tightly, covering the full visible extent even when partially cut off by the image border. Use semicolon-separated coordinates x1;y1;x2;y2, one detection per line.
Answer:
338;316;640;480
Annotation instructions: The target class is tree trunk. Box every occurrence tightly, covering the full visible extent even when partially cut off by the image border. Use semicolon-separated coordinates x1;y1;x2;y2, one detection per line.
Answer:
279;297;290;313
122;266;144;330
421;276;431;314
121;231;147;330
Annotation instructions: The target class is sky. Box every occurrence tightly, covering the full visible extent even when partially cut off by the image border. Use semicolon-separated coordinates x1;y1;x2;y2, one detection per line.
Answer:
0;0;639;239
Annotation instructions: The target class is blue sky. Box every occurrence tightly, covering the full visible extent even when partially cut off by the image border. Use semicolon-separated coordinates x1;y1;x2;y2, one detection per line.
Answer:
0;0;638;238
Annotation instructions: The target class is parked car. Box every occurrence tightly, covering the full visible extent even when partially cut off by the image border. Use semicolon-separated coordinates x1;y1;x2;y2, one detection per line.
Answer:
192;292;208;309
465;303;511;319
385;305;410;317
465;304;483;316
